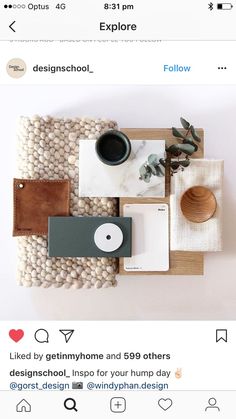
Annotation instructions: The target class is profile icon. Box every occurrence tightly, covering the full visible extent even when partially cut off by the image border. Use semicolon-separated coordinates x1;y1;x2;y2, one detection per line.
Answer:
6;58;26;78
205;398;220;412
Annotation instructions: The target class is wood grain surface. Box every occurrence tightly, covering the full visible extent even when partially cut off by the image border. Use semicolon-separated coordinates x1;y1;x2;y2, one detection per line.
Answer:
180;186;217;223
119;128;204;276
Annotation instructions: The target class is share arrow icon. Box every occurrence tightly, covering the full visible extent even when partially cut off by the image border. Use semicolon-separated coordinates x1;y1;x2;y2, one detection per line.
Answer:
59;329;75;343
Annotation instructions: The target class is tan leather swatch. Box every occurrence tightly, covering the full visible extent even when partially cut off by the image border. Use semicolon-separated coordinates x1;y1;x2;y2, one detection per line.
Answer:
13;179;70;236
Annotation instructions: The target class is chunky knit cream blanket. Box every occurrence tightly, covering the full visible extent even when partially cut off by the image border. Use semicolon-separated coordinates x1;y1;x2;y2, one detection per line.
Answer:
16;115;119;289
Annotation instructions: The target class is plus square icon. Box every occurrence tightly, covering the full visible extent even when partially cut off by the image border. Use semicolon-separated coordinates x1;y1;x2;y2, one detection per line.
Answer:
110;397;126;413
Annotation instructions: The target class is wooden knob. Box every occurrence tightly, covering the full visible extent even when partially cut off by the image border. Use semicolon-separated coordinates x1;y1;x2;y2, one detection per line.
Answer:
180;186;217;223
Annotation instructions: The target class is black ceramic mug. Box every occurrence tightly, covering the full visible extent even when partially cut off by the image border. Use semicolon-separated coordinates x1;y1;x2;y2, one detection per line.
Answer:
95;130;131;166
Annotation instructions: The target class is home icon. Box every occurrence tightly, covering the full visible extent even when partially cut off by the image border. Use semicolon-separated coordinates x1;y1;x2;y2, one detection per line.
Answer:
16;399;31;413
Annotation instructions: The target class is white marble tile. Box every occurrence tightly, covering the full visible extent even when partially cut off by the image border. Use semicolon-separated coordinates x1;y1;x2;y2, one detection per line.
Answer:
79;139;165;197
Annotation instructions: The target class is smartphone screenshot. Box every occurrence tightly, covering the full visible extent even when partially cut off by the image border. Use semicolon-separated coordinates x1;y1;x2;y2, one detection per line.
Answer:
0;1;235;417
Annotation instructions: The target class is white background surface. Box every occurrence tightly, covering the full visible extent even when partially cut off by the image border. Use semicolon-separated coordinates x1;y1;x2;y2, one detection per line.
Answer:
0;84;236;320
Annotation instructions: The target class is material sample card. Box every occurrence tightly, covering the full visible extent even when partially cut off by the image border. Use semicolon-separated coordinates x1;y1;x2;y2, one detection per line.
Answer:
123;203;169;272
79;139;165;198
48;216;132;258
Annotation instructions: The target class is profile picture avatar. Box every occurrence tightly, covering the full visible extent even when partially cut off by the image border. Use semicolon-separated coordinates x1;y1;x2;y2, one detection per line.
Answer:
6;58;26;78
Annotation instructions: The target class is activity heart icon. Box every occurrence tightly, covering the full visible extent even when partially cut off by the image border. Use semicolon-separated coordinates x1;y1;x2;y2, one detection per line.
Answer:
9;329;24;343
158;398;173;411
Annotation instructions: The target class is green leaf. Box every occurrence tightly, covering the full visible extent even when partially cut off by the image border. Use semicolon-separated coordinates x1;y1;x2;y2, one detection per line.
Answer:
190;126;201;143
172;127;185;139
180;117;190;130
179;159;191;167
149;164;158;175
170;161;180;170
139;164;152;182
178;143;195;155
148;154;158;166
166;144;182;157
155;165;165;177
139;164;148;176
159;158;167;168
167;143;195;156
183;138;198;152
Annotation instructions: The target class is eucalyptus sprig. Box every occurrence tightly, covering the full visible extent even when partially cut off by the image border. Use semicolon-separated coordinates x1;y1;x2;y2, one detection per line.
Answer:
139;117;202;183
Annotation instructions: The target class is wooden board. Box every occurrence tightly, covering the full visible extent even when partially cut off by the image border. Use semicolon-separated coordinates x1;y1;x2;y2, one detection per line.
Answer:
119;128;204;276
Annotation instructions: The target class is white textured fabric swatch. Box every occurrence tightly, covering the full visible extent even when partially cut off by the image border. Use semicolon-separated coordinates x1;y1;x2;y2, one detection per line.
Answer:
170;159;224;252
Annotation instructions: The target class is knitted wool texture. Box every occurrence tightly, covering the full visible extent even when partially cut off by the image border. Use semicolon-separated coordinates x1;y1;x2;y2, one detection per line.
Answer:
16;115;119;289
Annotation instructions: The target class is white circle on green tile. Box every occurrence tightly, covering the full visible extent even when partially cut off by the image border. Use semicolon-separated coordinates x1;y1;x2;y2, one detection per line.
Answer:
94;223;123;252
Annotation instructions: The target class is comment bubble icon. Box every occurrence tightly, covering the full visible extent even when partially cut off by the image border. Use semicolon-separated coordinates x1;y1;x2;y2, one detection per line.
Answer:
34;328;49;343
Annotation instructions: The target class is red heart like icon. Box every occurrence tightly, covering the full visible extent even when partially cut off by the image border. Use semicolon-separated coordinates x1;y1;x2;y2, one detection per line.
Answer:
9;329;24;343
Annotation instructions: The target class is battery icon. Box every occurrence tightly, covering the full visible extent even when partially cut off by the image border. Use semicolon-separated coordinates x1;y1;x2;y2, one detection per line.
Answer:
217;3;233;9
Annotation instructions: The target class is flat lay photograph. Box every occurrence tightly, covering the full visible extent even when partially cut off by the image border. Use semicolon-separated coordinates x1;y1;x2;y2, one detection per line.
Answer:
0;84;235;320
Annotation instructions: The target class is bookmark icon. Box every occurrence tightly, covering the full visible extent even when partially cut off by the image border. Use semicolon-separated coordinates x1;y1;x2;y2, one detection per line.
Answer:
216;329;228;343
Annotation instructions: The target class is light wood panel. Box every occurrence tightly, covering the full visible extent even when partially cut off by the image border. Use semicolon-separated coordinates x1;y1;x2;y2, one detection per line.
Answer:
119;128;204;276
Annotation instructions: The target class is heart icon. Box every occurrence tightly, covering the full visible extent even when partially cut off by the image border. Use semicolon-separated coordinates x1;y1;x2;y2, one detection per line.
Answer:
158;398;173;411
9;329;24;343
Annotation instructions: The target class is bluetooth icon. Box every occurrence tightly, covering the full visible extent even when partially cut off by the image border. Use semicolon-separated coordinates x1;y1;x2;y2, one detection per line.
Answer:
208;2;214;10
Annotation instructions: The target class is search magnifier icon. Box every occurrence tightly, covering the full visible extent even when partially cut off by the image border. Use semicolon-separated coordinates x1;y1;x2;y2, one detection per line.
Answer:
64;398;78;412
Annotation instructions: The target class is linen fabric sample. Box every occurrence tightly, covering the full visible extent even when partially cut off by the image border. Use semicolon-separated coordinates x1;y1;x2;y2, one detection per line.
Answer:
16;115;118;289
170;159;224;252
13;178;70;236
